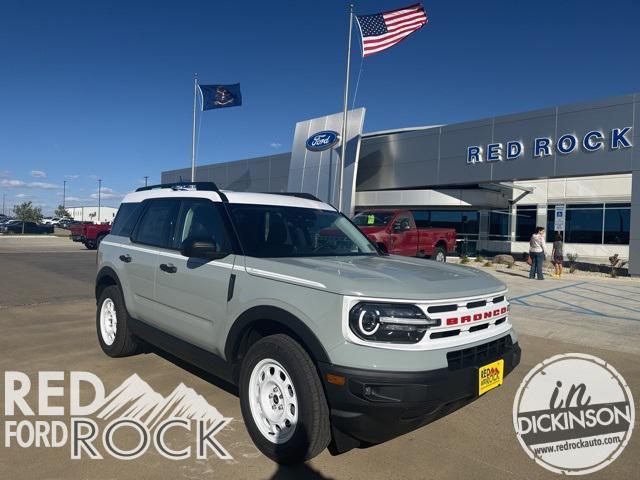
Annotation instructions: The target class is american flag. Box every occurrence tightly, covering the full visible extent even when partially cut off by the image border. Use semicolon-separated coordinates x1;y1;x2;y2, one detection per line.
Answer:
355;3;428;57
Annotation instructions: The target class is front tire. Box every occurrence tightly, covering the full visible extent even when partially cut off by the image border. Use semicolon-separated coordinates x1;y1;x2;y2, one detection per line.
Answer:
96;285;141;357
239;334;331;464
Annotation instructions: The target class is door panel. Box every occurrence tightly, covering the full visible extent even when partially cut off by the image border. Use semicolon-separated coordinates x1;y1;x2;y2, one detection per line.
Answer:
389;212;418;256
153;198;234;353
129;198;180;325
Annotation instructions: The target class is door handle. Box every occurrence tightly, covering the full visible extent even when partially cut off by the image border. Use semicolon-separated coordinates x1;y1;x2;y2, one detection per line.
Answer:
159;263;177;273
119;254;132;263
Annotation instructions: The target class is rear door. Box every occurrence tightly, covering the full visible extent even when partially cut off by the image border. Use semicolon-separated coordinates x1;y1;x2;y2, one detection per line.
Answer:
129;198;180;324
153;197;235;352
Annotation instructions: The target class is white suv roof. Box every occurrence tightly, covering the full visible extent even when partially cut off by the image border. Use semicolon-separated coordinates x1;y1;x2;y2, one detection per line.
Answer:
121;184;335;212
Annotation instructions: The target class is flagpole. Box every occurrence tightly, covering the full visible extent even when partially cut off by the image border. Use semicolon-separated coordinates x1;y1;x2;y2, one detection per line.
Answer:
338;3;354;212
191;73;199;182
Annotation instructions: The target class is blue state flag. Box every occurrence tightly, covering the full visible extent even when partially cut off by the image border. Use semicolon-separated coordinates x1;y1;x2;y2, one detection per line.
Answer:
198;84;242;111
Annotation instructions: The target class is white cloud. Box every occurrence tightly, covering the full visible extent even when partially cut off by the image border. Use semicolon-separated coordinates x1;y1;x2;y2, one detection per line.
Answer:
65;174;80;180
0;170;10;179
1;179;26;188
1;178;59;189
270;142;282;148
90;186;123;200
65;196;82;202
30;170;47;178
88;174;100;181
15;193;32;198
28;181;59;189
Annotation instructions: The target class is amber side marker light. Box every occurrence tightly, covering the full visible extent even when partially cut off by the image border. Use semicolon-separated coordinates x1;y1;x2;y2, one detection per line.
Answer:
326;373;346;386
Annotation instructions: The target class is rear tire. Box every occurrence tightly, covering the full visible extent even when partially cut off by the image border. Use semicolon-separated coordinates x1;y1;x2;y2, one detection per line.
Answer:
431;246;447;262
96;285;141;357
239;334;331;464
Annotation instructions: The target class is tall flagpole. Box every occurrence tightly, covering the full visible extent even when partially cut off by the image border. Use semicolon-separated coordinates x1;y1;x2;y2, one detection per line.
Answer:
338;3;354;212
191;73;199;182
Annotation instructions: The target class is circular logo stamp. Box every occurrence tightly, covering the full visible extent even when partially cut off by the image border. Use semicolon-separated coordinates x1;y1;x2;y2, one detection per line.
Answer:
513;353;634;475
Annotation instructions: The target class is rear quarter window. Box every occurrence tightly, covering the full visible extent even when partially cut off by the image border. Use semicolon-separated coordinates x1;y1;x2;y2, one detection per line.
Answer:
110;203;143;237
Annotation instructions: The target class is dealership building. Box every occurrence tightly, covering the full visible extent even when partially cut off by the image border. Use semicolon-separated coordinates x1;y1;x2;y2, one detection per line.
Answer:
162;93;639;275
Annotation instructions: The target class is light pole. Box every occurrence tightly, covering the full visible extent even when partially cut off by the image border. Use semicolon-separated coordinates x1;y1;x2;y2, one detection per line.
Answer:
2;193;5;216
97;179;102;224
144;176;149;187
62;180;66;210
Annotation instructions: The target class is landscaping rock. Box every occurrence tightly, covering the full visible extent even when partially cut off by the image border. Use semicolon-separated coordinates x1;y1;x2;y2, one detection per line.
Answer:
493;254;515;265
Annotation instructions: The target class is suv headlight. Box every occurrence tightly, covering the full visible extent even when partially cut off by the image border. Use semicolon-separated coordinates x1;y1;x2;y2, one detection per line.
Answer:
349;303;439;344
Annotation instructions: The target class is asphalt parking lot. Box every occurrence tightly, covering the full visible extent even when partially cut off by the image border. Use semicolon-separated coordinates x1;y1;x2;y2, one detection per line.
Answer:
1;237;639;479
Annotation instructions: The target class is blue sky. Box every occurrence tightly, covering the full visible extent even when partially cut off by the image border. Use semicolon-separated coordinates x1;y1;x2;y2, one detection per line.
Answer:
1;0;639;214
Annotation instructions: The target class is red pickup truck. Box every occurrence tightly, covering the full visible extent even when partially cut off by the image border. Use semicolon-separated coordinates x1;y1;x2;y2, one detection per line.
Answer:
69;223;111;250
353;210;457;262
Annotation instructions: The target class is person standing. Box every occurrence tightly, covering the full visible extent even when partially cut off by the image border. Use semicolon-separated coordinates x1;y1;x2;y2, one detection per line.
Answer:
529;226;546;280
552;232;564;278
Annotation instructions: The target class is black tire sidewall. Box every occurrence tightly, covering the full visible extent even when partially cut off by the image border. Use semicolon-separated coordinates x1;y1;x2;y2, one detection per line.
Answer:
239;335;329;463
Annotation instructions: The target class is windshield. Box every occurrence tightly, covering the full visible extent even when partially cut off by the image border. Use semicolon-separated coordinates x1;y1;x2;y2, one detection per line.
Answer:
352;211;394;227
229;204;378;258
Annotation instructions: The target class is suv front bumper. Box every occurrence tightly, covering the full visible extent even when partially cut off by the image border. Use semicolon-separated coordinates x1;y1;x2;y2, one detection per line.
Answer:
318;335;521;452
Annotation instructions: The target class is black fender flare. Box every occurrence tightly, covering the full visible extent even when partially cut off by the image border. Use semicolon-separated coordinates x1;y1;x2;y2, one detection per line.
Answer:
224;305;330;364
95;266;124;302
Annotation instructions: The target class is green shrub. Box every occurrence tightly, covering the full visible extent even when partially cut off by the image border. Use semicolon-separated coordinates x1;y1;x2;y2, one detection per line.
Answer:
460;255;470;264
475;255;485;263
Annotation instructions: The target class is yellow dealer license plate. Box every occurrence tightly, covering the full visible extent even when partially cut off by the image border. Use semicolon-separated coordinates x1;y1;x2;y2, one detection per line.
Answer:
478;359;504;395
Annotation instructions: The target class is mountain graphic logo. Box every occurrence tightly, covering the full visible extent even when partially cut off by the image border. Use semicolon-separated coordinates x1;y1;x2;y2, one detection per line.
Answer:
4;371;234;461
92;373;229;429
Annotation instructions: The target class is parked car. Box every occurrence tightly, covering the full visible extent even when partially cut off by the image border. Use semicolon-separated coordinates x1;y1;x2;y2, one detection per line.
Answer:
95;182;520;464
69;222;111;249
0;221;54;234
352;210;457;262
59;219;90;229
42;217;62;225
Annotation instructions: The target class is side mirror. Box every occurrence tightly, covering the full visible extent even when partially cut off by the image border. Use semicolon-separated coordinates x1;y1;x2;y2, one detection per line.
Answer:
180;238;226;260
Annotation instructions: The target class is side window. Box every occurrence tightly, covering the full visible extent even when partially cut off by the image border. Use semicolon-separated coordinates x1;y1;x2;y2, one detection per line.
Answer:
174;199;231;254
393;214;413;232
411;210;430;228
132;199;180;249
111;203;143;237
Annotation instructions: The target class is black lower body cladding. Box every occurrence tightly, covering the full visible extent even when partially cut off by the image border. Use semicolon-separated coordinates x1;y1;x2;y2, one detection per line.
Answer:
318;336;521;452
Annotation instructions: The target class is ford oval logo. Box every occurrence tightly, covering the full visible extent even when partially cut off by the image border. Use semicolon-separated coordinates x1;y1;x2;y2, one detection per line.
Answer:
306;131;340;151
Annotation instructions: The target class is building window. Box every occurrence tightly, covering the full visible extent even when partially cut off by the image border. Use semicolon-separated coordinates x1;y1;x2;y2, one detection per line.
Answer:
604;203;630;244
489;210;510;241
515;206;537;241
546;203;629;245
408;210;479;236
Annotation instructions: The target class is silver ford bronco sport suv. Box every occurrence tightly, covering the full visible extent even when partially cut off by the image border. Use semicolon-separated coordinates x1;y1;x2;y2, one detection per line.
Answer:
95;182;521;464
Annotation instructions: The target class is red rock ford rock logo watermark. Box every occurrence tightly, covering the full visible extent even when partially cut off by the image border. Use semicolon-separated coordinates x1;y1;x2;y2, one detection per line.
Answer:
513;353;635;475
4;371;233;460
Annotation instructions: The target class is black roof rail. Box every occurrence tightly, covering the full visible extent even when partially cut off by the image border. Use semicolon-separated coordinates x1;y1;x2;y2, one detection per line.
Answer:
135;181;219;192
263;192;323;202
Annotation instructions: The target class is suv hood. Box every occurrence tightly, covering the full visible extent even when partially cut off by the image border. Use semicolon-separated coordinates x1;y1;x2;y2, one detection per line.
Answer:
243;255;505;301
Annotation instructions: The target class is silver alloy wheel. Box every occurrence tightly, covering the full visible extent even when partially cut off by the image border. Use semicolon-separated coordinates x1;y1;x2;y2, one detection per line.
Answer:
436;251;445;262
248;358;298;444
100;298;117;346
